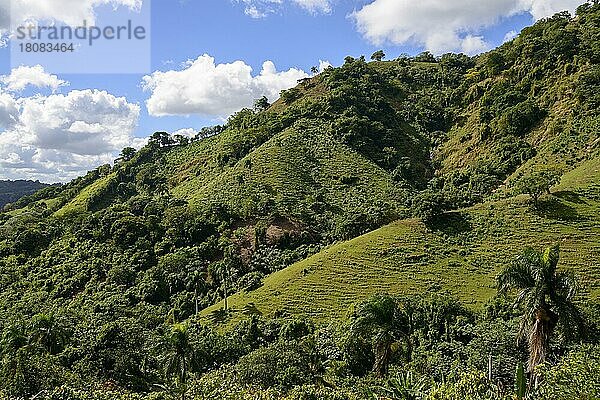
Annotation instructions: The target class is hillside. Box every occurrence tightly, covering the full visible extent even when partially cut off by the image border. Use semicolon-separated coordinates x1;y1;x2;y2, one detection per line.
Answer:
202;157;600;325
0;180;50;209
0;2;599;399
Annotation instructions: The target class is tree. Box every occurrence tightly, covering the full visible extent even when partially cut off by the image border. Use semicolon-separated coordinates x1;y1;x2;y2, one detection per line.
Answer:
165;323;197;399
498;245;582;382
197;125;224;140
0;324;30;391
351;294;407;377
412;189;446;224
485;52;506;75
280;87;301;105
173;134;190;147
514;170;561;208
414;51;436;63
149;131;175;148
371;50;386;61
310;66;319;74
0;325;27;359
253;96;270;112
119;147;137;162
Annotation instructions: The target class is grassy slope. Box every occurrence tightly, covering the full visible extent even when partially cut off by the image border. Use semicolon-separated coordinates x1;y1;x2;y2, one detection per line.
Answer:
202;157;600;325
168;126;408;219
54;173;116;217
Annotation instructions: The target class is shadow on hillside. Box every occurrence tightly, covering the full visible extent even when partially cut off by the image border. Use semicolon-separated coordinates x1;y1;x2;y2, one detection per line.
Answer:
427;212;472;235
553;190;588;205
535;196;581;222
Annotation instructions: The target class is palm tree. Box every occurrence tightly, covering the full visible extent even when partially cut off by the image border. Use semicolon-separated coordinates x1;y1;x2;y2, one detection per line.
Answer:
29;313;67;354
165;323;196;399
351;294;407;377
497;245;581;380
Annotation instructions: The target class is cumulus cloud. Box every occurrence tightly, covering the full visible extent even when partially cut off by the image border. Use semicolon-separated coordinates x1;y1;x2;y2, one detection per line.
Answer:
461;35;490;55
0;0;142;45
0;92;19;130
172;128;198;138
0;65;67;92
352;0;585;55
503;30;519;42
524;0;583;19
142;54;308;118
16;89;140;155
318;60;332;72
0;68;141;182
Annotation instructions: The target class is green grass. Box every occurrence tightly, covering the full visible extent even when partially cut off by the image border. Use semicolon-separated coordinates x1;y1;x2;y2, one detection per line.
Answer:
202;172;600;326
167;126;408;220
54;173;116;217
557;156;600;192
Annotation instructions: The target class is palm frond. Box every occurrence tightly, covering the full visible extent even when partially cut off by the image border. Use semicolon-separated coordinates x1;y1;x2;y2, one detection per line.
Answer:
554;300;585;342
542;245;560;275
497;260;535;293
553;270;578;302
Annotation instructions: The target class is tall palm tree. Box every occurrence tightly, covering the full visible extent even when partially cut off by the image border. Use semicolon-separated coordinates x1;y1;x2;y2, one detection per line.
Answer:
497;245;581;379
165;323;196;399
351;294;407;377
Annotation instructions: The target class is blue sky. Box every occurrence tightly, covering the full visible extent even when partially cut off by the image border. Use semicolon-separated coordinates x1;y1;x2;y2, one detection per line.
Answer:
0;0;585;181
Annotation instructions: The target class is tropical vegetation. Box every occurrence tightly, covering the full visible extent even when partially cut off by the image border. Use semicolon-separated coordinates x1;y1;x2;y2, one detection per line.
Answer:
1;2;600;399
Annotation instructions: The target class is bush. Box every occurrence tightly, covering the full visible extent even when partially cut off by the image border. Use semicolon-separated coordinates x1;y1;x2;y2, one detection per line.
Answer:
412;190;446;223
428;370;506;400
236;339;322;390
535;345;600;400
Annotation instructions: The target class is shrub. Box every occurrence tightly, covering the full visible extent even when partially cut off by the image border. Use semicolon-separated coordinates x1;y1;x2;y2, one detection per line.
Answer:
236;340;322;390
535;345;600;400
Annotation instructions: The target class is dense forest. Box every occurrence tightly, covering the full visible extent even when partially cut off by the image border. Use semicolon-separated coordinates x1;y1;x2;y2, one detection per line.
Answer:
1;2;600;399
0;180;50;209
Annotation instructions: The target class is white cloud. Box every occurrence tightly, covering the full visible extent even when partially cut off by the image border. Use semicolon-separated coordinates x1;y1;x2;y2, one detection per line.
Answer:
524;0;583;19
352;0;584;55
142;54;308;118
237;0;282;18
292;0;331;13
318;60;332;72
1;65;67;92
236;0;330;17
503;30;519;42
0;0;142;45
244;5;269;18
0;91;19;129
461;35;491;55
0;69;141;182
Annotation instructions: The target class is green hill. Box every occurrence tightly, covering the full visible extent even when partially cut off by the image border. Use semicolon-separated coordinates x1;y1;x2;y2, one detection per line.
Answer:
202;157;600;325
0;3;600;398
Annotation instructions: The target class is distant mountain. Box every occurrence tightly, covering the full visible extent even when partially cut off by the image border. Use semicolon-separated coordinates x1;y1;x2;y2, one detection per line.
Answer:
0;180;50;208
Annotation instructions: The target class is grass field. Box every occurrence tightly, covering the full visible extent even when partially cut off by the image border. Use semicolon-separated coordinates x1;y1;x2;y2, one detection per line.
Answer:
166;126;409;222
201;157;600;326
